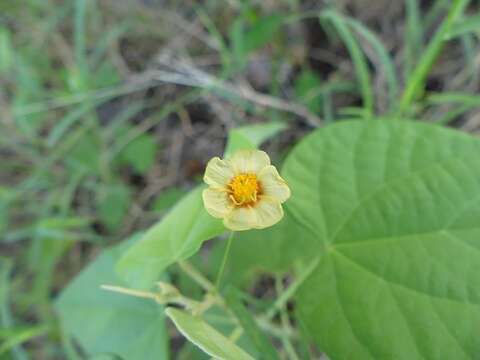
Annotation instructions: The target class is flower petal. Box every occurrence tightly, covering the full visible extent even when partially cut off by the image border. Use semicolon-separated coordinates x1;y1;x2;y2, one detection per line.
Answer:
230;150;270;174
223;197;284;231
253;197;284;229
223;207;258;231
258;165;291;203
202;188;232;218
204;157;235;188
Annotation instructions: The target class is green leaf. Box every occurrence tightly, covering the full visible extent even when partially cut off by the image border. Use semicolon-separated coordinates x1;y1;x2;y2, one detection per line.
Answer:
55;236;169;360
230;14;284;66
243;14;283;54
165;308;254;360
97;183;131;231
225;122;287;155
282;119;480;359
119;133;157;174
66;131;101;173
294;70;322;114
117;186;224;289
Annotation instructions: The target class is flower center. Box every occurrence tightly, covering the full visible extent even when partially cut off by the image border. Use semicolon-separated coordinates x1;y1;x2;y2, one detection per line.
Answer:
228;173;261;206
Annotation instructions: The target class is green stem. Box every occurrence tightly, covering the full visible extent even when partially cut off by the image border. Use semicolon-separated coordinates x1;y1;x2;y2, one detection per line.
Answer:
265;257;320;321
178;261;215;293
215;231;235;290
275;276;300;360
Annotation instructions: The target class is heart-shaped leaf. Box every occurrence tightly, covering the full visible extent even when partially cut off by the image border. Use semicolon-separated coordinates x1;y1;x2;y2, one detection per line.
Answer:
282;120;480;359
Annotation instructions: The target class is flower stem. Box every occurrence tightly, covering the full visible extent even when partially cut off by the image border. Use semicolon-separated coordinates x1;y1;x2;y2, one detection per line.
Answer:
215;231;235;290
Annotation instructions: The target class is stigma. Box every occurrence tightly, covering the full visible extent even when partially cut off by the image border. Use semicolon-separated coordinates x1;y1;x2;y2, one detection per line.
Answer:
228;173;261;207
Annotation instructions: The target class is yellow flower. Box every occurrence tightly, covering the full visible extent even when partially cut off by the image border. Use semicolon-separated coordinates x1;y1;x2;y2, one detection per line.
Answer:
202;149;291;231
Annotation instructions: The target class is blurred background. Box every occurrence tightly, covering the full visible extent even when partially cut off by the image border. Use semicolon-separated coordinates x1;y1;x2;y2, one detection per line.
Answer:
1;0;480;358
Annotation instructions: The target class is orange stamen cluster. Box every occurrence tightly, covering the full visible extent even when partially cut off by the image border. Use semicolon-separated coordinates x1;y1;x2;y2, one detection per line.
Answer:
228;173;261;207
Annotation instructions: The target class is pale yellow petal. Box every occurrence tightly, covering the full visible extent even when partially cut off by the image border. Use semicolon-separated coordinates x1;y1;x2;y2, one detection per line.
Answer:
258;165;291;203
253;197;284;229
204;157;235;188
202;188;232;218
223;207;258;231
230;150;270;174
223;197;284;231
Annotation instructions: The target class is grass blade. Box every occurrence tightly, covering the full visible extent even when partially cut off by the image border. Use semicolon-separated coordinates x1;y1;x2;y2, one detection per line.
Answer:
74;0;88;74
405;0;423;79
427;92;480;124
0;326;49;356
344;16;399;112
0;258;28;360
427;92;480;106
446;14;480;39
225;287;280;360
399;0;470;114
320;10;374;117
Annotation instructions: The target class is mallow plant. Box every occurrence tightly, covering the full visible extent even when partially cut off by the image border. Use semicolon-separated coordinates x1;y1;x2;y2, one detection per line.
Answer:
57;119;480;359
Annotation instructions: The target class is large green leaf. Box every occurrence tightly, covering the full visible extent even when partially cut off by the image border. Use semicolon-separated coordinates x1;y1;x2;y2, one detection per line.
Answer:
282;120;480;359
55;237;169;359
165;308;254;360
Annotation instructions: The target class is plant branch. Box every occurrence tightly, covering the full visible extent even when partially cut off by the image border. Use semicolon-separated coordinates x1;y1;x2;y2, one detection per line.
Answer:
265;257;320;321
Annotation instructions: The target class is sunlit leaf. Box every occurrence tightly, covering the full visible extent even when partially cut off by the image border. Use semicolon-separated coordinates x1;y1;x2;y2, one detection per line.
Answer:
282;119;480;359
